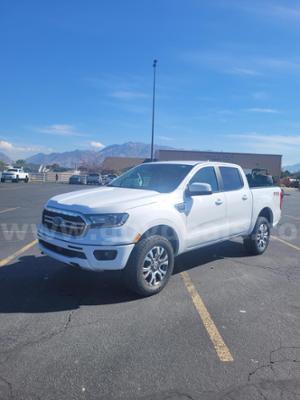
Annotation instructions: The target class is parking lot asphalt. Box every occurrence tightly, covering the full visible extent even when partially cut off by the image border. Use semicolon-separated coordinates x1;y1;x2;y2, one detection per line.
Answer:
0;183;299;400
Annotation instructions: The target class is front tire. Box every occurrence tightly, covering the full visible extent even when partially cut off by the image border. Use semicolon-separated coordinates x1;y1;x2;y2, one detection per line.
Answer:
244;216;270;255
123;235;174;296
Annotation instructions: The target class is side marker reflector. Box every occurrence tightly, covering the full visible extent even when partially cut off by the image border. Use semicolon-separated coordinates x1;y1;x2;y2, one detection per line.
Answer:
133;233;141;243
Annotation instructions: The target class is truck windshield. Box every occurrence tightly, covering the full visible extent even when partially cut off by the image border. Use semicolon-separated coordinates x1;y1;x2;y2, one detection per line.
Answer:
108;163;193;193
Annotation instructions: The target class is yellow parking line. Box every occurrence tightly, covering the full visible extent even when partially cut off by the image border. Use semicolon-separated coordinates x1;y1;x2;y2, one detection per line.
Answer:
180;271;234;362
273;236;300;252
0;239;38;268
0;207;19;214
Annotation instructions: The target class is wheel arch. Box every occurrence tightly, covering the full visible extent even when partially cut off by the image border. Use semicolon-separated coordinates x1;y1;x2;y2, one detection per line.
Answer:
258;207;274;225
140;224;180;255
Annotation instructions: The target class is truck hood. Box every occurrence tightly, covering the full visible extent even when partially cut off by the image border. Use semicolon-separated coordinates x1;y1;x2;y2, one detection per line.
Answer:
47;186;161;214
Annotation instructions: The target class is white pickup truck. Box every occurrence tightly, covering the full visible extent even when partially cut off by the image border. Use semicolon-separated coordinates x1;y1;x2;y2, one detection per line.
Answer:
1;167;29;183
38;161;283;296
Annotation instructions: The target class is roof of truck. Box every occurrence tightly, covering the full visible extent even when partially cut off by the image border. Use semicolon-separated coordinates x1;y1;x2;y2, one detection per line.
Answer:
152;160;205;166
151;160;242;167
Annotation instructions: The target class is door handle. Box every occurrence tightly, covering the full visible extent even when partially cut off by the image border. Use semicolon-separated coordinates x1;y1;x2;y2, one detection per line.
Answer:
242;194;248;201
215;199;223;205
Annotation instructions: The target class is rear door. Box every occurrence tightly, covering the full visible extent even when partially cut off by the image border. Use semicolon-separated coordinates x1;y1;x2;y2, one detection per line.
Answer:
185;166;228;249
218;166;252;236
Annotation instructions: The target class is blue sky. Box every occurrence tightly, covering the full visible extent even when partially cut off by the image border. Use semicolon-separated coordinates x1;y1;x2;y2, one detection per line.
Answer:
1;0;300;164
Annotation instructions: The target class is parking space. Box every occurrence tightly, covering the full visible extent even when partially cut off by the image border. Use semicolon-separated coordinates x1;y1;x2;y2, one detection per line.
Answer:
0;184;300;400
0;183;83;259
274;190;300;248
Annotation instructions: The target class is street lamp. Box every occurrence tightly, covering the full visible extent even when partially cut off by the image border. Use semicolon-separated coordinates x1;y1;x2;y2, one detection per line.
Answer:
150;59;158;161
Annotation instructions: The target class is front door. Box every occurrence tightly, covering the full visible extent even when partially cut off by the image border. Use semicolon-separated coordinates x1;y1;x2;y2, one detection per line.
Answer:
185;166;227;249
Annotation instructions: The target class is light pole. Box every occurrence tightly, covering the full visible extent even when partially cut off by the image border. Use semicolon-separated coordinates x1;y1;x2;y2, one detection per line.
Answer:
150;59;158;161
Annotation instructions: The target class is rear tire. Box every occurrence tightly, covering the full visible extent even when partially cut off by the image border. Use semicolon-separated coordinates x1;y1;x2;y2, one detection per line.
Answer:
123;235;174;297
1;178;4;183
244;216;270;255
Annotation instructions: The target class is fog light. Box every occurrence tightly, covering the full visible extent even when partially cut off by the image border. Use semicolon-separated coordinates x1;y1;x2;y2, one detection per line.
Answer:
93;250;117;261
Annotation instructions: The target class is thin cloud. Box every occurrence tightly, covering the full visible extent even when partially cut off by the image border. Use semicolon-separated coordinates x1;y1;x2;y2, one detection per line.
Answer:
271;5;300;20
245;3;300;21
0;139;52;159
252;91;269;100
230;67;261;76
229;133;300;146
228;1;300;23
245;108;279;114
90;141;105;149
85;75;150;103
157;135;174;141
182;50;300;76
109;90;149;100
0;140;13;151
227;133;300;163
37;124;88;137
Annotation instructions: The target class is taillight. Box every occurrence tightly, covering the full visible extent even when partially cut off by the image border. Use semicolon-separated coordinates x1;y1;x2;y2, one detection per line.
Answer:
280;189;283;210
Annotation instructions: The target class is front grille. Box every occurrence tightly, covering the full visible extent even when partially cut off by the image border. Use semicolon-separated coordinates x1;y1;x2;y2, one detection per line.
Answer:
42;208;86;236
39;239;87;259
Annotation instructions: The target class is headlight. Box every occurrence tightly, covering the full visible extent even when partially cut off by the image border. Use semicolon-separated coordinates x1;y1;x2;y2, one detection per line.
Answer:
86;213;129;228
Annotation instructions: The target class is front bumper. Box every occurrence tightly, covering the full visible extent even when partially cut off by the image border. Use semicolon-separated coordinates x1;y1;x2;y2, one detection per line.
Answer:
2;175;15;180
37;229;135;271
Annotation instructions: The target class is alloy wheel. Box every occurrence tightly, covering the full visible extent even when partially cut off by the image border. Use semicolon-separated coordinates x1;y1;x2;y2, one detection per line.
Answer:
142;246;169;287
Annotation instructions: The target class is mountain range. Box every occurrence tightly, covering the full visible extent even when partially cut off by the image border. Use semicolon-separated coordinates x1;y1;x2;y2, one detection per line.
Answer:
25;142;174;168
283;163;300;173
0;151;12;164
1;142;300;172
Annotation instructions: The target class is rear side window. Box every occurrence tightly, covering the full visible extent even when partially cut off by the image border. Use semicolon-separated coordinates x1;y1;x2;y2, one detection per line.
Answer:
190;167;219;192
246;174;274;188
220;167;244;191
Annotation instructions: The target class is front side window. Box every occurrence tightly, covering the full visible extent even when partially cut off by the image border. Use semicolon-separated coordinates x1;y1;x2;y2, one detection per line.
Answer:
220;167;244;191
189;167;219;192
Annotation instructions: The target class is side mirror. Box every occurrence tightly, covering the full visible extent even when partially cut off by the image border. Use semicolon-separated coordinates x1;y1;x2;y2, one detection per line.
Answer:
188;182;212;196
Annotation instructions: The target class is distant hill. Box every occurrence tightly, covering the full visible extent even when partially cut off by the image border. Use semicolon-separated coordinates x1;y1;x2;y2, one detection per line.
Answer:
26;142;175;168
0;151;12;164
26;150;96;168
283;163;300;173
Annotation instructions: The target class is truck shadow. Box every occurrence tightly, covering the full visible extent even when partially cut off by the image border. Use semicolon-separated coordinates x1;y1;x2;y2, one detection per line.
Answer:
174;239;247;274
0;240;248;314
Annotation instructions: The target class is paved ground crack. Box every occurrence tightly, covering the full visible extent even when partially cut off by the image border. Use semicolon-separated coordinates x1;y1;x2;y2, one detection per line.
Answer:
0;374;13;400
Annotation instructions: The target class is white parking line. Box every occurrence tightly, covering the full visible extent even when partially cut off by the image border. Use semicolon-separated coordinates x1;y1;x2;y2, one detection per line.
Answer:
0;207;20;214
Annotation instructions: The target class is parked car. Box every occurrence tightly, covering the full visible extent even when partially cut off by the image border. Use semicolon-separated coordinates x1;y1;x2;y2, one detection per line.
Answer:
289;178;300;189
103;174;118;185
86;173;102;185
1;168;29;183
69;175;81;184
38;161;282;296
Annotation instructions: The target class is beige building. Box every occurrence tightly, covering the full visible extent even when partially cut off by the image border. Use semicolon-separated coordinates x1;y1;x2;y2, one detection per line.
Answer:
156;149;282;178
